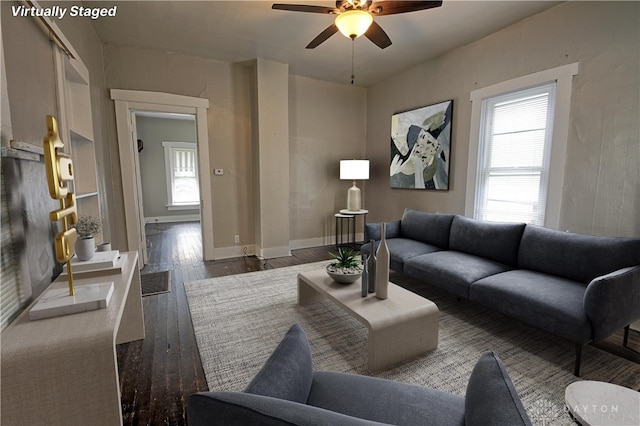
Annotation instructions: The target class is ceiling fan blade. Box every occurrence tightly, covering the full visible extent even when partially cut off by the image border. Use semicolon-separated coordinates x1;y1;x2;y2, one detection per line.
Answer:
306;24;339;49
369;1;443;16
272;4;339;14
365;20;392;49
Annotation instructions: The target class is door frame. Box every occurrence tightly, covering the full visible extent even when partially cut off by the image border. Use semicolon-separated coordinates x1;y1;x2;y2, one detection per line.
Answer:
111;89;214;262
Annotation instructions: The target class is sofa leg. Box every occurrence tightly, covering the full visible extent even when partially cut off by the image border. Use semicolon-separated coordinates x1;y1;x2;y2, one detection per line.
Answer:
574;344;582;377
623;325;630;348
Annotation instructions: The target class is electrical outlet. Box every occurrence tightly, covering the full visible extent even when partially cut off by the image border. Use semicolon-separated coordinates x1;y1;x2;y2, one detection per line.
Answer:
234;235;240;244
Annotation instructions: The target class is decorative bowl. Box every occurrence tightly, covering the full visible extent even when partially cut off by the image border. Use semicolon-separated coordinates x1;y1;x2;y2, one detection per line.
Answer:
326;265;362;284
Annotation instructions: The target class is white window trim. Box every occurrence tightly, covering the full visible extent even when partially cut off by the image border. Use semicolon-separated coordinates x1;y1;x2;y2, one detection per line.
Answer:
162;141;200;209
465;63;579;229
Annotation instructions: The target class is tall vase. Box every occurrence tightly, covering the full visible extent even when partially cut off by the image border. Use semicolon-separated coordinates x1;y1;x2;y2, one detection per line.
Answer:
361;254;369;297
367;240;376;293
375;223;390;300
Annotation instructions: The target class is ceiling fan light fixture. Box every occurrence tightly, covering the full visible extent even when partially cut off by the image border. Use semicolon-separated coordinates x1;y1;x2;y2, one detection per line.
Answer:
335;10;373;39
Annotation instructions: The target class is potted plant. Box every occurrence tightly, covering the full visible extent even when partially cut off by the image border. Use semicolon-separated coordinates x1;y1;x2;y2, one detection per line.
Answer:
326;247;363;284
74;215;101;261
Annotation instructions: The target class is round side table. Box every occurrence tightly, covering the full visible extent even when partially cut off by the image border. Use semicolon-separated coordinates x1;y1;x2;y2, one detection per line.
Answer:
335;213;355;250
565;381;639;426
339;209;368;248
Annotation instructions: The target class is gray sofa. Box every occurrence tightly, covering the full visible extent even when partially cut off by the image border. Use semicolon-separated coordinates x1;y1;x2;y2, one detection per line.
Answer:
188;324;532;426
362;209;640;376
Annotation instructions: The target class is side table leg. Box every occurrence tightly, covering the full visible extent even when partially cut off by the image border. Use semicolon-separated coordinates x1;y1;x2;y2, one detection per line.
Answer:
335;215;339;250
351;215;356;250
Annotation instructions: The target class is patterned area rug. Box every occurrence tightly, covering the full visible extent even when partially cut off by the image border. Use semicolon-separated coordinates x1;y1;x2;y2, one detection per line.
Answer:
141;270;171;296
184;262;640;425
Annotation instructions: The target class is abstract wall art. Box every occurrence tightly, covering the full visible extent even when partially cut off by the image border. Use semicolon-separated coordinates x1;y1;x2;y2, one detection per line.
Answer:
390;100;453;190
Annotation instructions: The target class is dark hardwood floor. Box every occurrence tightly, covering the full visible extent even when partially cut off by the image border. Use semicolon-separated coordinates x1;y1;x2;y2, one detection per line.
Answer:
117;222;332;425
117;222;640;425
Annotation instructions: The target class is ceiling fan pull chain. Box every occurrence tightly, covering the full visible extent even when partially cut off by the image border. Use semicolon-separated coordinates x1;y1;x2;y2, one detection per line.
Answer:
350;38;355;85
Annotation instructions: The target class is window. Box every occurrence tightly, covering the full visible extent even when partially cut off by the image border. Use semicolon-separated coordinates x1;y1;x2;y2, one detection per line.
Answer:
475;83;555;225
466;63;578;228
162;141;200;209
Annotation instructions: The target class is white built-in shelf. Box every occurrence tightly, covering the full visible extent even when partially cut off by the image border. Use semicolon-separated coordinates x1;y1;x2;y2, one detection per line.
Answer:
70;127;93;144
56;51;100;219
76;191;99;200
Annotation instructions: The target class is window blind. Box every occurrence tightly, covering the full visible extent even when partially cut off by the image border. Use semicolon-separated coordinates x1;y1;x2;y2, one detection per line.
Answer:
163;141;200;206
475;82;556;225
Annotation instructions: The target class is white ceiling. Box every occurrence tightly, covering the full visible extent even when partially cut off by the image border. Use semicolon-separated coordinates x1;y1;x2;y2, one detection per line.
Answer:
89;0;561;87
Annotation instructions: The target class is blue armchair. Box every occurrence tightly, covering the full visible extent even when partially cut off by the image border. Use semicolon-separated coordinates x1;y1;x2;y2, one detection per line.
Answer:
188;324;532;425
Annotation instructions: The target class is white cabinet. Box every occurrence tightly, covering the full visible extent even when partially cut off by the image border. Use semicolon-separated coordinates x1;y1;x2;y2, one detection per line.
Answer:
1;252;145;425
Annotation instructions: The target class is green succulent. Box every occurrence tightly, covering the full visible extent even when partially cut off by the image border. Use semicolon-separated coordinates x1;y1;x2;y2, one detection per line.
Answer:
329;248;361;269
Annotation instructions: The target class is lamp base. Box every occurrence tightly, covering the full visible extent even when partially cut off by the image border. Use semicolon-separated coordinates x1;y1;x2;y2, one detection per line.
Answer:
347;181;361;211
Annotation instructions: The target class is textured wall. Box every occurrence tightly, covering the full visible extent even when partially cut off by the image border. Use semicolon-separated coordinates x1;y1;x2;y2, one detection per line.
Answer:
1;0;109;303
104;45;369;252
103;45;255;251
253;59;290;257
289;75;367;247
1;0;60;298
365;1;639;237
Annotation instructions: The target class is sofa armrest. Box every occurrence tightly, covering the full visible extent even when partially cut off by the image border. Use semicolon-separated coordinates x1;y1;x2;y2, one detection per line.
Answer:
188;392;391;426
584;266;640;342
465;352;532;426
364;220;401;242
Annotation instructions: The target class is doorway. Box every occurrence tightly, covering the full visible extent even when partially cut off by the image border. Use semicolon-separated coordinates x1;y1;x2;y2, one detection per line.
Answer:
134;111;201;263
111;90;214;264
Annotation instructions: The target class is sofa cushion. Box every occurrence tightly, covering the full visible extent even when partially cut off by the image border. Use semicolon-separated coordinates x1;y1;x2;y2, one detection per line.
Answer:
308;371;465;426
465;352;532;426
188;392;389;426
364;220;401;242
244;324;313;404
405;251;512;299
470;270;592;343
518;225;640;284
363;238;442;273
400;209;455;249
449;216;525;267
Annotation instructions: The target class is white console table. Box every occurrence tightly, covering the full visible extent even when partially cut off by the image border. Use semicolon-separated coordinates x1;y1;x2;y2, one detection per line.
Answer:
1;251;145;425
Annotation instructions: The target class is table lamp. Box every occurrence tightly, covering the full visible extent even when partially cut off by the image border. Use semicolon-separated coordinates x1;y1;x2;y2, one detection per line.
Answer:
340;160;369;211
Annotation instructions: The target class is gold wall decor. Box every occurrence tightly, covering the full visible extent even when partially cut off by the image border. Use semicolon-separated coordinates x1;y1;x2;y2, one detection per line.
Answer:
43;115;78;295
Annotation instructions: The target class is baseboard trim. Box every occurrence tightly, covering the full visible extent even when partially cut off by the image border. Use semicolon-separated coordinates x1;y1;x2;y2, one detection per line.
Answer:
256;245;291;259
290;234;364;250
213;245;257;260
189;234;366;261
145;215;200;224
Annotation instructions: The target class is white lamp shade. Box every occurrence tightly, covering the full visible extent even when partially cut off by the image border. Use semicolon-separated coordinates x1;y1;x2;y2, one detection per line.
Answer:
335;10;373;39
340;160;369;180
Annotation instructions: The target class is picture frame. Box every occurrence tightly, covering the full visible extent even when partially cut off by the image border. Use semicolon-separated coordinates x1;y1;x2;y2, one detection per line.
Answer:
390;100;453;190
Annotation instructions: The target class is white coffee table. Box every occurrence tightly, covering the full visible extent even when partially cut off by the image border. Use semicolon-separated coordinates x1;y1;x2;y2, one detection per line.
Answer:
565;381;640;426
297;269;439;372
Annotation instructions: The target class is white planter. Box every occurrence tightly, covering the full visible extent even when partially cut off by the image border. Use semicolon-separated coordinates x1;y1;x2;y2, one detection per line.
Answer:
75;237;95;261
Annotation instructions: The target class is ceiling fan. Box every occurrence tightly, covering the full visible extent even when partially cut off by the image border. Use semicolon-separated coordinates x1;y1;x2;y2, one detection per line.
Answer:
272;0;443;49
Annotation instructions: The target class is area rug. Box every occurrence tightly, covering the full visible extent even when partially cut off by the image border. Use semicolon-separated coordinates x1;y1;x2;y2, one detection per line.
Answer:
184;262;640;425
141;270;171;296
